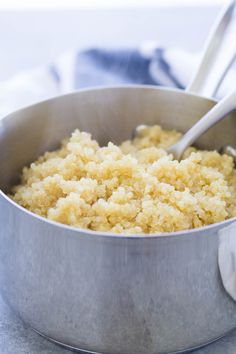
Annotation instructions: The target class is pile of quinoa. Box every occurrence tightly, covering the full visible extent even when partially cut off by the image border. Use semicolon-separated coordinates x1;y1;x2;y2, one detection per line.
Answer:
12;125;236;234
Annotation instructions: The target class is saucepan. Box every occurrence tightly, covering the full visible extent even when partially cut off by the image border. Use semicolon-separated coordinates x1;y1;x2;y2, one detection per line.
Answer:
1;2;236;354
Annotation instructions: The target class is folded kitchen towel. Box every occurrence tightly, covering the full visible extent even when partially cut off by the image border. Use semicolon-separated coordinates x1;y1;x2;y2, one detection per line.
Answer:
0;42;236;118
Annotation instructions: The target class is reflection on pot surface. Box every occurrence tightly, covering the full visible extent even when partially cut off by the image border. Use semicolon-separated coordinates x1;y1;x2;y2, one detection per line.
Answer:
219;223;236;302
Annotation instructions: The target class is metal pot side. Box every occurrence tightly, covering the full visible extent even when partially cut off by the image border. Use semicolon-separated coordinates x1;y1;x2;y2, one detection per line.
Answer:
1;87;236;354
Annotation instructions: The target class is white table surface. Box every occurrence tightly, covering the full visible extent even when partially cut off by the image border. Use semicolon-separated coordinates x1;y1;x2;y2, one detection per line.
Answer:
1;5;236;354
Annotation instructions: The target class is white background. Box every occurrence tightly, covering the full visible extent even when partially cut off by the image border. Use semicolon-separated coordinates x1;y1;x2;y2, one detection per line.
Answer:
0;0;226;9
0;0;222;80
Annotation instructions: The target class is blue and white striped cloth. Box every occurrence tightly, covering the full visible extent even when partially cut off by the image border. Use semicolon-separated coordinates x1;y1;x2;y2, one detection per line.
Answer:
0;43;235;118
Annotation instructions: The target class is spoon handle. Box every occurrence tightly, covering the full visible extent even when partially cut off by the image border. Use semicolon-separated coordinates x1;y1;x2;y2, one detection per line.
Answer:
169;89;236;160
187;0;236;98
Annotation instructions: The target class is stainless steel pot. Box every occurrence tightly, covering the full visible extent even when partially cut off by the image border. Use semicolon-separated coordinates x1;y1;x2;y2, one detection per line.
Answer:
1;3;236;354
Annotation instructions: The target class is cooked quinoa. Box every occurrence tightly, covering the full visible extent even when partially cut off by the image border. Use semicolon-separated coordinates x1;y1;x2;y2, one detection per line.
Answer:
12;125;236;234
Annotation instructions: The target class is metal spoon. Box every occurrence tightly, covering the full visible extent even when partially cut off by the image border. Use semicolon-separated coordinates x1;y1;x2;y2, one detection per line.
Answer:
134;0;236;161
134;89;236;160
166;89;236;160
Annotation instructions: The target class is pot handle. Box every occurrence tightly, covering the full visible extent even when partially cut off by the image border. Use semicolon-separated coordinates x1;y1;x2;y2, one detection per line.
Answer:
187;0;236;98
